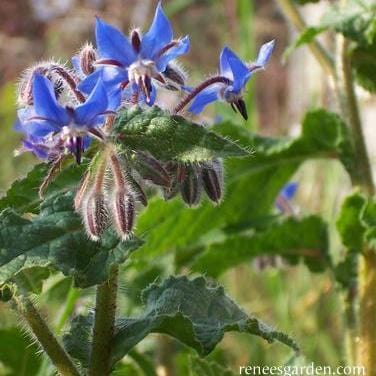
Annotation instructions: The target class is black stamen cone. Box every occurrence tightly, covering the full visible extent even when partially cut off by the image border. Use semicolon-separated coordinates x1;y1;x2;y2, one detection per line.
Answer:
75;137;83;165
234;99;248;120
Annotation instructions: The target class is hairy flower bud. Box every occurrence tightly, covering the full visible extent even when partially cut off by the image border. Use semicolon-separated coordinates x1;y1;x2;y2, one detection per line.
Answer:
126;174;148;206
180;164;201;206
17;61;64;106
111;190;136;239
134;151;171;187
201;159;223;203
79;43;97;75
164;63;186;86
83;191;109;241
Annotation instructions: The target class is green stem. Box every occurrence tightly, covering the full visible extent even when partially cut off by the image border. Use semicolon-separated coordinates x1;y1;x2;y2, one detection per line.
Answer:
15;296;80;376
358;249;376;375
276;0;336;78
337;36;374;195
88;265;119;376
37;283;81;376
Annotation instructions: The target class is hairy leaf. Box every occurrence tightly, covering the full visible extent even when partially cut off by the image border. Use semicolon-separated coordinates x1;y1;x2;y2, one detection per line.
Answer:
0;160;85;214
64;276;298;369
191;216;329;277
336;192;367;251
0;192;142;288
112;106;249;162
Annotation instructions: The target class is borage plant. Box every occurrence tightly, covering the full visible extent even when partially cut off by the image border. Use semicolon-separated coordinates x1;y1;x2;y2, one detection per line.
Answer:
0;2;300;376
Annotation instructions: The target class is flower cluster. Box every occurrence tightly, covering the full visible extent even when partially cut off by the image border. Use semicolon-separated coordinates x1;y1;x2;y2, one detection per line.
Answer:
14;2;274;239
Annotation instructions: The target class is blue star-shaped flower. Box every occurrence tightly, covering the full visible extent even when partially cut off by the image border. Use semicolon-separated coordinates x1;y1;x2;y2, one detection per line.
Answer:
78;2;190;105
17;74;115;163
188;40;275;119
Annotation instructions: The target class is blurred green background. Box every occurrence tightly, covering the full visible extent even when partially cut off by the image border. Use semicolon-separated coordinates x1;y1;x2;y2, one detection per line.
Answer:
0;0;375;375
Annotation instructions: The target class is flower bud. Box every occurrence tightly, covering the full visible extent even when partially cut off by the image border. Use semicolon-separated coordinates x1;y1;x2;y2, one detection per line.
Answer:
201;159;223;203
134;151;171;187
126;174;148;207
111;190;135;239
164;63;186;86
83;191;108;241
79;43;97;75
180;164;201;206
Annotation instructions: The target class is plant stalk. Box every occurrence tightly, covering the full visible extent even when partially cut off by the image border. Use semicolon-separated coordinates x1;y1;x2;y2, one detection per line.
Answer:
88;265;119;376
276;0;336;78
358;249;376;375
15;296;80;376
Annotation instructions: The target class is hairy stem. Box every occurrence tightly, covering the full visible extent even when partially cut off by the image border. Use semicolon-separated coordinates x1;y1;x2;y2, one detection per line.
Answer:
15;296;80;376
337;36;374;195
358;249;376;375
88;265;119;376
276;0;335;78
174;76;231;114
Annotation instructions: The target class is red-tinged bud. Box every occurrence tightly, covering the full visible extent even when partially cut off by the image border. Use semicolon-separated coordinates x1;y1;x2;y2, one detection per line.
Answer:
134;152;171;187
17;62;61;106
126;174;148;207
201;159;223;203
164;63;186;86
180;164;201;206
176;163;186;183
79;43;97;75
83;192;108;241
131;29;142;53
74;171;91;211
111;190;135;239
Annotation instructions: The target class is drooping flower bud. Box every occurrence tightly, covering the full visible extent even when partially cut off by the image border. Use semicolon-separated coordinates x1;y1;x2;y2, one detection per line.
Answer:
201;159;223;203
126;173;148;207
134;151;171;187
164;63;187;86
111;189;136;239
180;164;201;206
78;43;97;75
17;62;63;106
83;191;109;241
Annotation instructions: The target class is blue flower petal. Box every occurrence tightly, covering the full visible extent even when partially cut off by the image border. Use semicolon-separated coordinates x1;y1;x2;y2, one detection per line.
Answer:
32;74;70;126
156;36;190;72
280;182;298;200
219;47;234;79
95;17;136;66
74;79;109;126
188;85;221;114
220;47;251;93
141;2;173;59
78;66;127;95
71;55;83;76
256;40;275;67
24;119;61;137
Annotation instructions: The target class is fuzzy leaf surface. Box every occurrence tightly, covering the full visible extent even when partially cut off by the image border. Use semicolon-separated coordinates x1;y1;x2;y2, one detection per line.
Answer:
112;106;249;162
0;192;142;288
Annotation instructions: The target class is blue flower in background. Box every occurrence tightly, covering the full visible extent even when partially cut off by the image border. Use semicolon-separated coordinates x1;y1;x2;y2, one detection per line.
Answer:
78;2;190;105
187;40;275;119
17;74;115;163
275;182;298;214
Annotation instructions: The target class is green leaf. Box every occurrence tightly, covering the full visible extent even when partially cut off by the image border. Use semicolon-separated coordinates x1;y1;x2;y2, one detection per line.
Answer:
0;327;42;376
131;109;353;267
111;276;299;363
112;106;249;162
14;267;50;295
64;276;299;369
0;161;85;214
352;42;376;93
0;192;143;288
191;216;329;277
336;192;367;250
